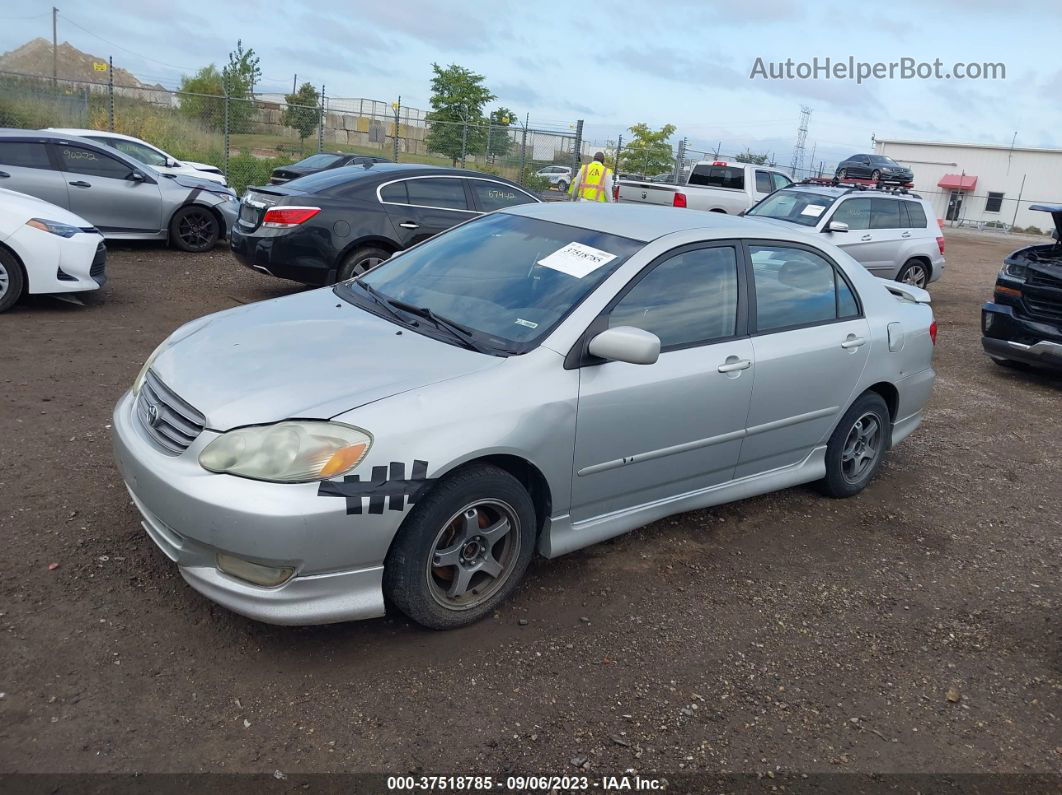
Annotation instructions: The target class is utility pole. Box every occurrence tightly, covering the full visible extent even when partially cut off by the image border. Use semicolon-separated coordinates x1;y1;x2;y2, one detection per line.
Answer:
52;6;58;89
292;73;297;94
789;105;811;178
392;96;401;163
572;119;584;171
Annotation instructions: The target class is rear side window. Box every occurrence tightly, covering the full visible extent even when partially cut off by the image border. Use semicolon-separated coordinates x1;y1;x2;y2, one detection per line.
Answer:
869;198;901;230
904;201;928;227
755;171;773;194
405;178;468;210
750;245;860;332
0;141;51;169
468;180;536;211
380;181;409;204
688;165;744;190
609;246;739;348
58;145;134;179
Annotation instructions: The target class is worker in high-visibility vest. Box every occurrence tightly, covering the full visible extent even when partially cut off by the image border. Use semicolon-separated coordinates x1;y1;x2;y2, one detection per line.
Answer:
568;151;615;202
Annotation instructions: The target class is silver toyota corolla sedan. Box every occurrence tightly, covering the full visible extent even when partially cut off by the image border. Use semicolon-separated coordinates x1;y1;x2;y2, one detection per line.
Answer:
112;203;936;629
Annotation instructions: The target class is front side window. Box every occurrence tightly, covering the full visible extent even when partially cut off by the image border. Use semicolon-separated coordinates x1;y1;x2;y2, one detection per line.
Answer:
292;153;343;169
830;198;872;230
404;178;468;210
0;141;51;169
347;213;642;353
609;246;739;349
746;189;836;227
870;198;902;230
58;145;135;179
469;180;536;211
751;245;860;332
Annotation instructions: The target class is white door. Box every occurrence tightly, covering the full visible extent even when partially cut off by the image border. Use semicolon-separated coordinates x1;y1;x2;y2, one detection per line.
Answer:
822;197;895;274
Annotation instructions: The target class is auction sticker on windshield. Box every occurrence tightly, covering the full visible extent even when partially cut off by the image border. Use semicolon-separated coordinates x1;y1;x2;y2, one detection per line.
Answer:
800;204;825;217
538;242;617;278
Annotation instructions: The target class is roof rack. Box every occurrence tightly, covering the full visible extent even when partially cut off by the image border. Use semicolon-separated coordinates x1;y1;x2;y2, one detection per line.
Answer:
798;176;921;200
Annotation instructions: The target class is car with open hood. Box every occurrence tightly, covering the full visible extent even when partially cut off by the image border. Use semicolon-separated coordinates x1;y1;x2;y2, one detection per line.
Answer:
113;202;936;629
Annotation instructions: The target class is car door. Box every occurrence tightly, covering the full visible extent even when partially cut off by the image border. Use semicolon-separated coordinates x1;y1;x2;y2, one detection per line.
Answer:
822;197;890;271
736;241;869;478
379;176;478;247
865;197;907;278
0;139;70;209
571;242;753;522
53;142;163;234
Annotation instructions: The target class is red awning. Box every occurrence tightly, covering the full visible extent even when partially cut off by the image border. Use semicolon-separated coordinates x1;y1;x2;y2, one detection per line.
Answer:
938;174;977;190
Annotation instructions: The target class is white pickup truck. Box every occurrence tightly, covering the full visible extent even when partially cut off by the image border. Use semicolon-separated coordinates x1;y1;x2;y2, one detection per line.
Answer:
617;160;794;213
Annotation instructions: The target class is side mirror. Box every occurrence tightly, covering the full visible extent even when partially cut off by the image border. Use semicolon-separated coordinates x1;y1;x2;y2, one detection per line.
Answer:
128;171;145;182
737;209;746;216
826;221;849;233
166;157;179;168
1051;228;1059;241
587;326;660;365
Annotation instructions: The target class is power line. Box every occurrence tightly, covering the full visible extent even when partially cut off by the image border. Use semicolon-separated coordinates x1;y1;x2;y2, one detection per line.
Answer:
59;14;196;73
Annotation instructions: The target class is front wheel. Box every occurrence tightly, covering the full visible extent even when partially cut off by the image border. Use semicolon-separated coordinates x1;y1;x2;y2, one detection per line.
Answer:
169;206;219;252
897;259;930;288
0;248;25;313
817;392;890;498
837;168;847;179
871;169;881;181
384;464;537;629
557;180;569;193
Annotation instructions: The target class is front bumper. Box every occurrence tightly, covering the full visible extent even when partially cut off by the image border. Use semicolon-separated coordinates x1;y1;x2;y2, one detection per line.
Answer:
111;390;399;624
981;302;1062;371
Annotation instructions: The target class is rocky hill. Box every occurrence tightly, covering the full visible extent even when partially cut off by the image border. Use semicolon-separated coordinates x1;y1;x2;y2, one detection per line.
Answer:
0;37;164;91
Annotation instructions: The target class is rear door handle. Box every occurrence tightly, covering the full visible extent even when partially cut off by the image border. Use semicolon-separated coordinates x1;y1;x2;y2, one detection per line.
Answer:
901;231;911;238
399;221;419;229
717;358;751;373
860;234;872;241
0;170;9;178
841;335;866;349
69;180;91;188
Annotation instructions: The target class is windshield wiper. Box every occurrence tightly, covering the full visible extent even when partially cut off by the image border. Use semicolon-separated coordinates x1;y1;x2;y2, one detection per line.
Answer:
384;297;495;354
354;280;415;327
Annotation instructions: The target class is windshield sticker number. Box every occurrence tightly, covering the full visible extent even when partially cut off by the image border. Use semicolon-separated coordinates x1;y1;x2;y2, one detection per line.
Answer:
538;242;617;279
800;204;825;217
514;318;539;329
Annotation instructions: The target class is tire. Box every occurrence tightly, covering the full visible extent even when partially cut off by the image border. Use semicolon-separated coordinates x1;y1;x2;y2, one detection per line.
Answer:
837;168;847;179
384;463;537;630
871;169;881;181
169;206;219;252
0;247;25;313
337;246;391;282
557;180;568;193
816;392;890;498
896;259;930;289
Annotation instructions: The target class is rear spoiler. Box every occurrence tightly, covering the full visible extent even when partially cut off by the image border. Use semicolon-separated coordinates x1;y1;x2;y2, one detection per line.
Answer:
880;278;932;304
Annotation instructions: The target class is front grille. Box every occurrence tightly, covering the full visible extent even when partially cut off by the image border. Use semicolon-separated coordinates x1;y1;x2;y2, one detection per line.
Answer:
90;242;106;277
1024;298;1062;322
1027;270;1062;291
136;370;205;455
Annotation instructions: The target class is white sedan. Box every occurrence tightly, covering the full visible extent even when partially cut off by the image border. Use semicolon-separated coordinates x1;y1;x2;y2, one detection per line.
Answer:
0;188;106;312
45;128;228;186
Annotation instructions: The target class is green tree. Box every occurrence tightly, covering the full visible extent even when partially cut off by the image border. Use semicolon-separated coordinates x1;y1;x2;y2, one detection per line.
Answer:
178;65;226;131
282;82;321;148
222;40;261;133
619;122;676;176
486;106;514;162
424;63;496;165
734;148;770;164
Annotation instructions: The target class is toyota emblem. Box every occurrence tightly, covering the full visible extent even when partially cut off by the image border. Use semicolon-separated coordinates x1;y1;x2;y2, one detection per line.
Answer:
147;402;162;428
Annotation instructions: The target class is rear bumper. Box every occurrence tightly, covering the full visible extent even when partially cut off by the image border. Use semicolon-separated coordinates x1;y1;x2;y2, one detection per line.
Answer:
982;302;1062;371
229;225;335;286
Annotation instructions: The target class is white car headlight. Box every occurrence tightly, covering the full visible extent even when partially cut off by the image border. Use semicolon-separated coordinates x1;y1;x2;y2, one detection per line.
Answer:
199;421;372;483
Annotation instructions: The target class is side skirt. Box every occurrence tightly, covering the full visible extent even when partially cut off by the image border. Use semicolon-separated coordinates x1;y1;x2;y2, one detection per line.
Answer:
538;446;827;558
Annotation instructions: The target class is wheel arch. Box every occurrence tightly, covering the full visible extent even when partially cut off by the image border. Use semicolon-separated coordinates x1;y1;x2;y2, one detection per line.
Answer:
0;240;28;297
335;235;401;267
864;381;899;443
168;202;226;243
901;254;933;279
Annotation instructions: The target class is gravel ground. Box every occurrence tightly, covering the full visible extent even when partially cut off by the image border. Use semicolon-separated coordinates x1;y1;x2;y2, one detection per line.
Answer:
0;231;1059;779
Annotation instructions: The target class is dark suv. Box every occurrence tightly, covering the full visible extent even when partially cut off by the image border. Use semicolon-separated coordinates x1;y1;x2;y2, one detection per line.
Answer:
981;204;1062;372
836;154;913;185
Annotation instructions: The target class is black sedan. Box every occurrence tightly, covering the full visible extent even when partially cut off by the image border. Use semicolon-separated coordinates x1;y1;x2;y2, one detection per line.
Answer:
269;152;392;185
835;154;913;184
231;164;541;285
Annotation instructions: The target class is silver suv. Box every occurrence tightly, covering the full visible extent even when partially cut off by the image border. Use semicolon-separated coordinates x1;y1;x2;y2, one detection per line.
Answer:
746;185;945;288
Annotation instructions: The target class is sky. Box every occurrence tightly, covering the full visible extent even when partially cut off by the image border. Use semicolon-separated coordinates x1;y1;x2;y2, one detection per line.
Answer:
3;0;1061;169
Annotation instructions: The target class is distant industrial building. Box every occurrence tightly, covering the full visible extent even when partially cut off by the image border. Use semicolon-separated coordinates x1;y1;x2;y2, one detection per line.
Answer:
874;138;1062;233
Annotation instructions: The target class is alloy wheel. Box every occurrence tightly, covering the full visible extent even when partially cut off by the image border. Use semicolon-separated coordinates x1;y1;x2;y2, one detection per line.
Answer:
352;256;383;276
0;260;8;300
177;211;215;249
425;499;521;611
902;263;929;288
841;413;882;484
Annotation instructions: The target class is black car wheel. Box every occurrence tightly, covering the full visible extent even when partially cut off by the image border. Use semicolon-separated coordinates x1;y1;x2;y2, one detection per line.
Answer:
817;392;890;498
170;206;219;252
557;180;569;193
384;463;537;629
337;246;391;282
837;168;847;179
0;248;25;313
871;169;881;181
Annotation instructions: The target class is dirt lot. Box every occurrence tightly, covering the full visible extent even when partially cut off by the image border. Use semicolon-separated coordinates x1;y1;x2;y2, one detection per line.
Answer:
0;231;1059;779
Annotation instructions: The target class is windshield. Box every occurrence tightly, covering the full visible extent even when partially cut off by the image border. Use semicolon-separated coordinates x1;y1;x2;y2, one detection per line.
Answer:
338;212;643;354
292;153;343;169
746;189;837;227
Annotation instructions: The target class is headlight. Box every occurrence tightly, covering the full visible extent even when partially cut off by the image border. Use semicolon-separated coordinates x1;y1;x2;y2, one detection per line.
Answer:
1003;260;1027;280
26;218;81;238
132;340;170;395
199;421;372;483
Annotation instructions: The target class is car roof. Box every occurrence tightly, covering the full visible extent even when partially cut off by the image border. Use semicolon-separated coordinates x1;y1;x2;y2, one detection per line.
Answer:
501;202;796;243
44;128;143;143
782;184;924;202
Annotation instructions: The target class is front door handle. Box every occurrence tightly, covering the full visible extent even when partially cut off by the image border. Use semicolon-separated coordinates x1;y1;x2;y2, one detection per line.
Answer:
717;358;752;373
841;335;866;349
0;170;9;178
860;234;872;241
69;180;91;188
399;221;419;229
901;231;911;238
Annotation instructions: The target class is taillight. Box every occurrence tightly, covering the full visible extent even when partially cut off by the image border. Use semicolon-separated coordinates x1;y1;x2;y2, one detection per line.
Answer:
262;206;321;228
936;236;945;255
673;192;687;208
929;320;938;345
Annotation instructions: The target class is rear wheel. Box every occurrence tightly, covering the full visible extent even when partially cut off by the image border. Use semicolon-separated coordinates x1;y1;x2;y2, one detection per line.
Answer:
897;259;930;288
337;246;390;282
557;180;569;193
817;392;890;498
384;463;536;629
170;206;219;252
0;248;25;313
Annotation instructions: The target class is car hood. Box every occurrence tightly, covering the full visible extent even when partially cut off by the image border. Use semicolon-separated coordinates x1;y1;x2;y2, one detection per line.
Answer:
1029;204;1062;239
151;288;501;431
165;173;234;194
182;160;222;173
